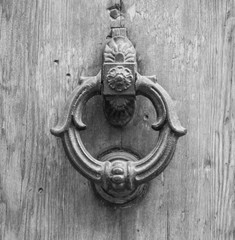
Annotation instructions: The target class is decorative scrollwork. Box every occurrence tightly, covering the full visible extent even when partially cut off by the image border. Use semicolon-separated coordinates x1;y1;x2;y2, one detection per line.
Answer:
102;28;137;127
103;28;136;63
51;27;187;206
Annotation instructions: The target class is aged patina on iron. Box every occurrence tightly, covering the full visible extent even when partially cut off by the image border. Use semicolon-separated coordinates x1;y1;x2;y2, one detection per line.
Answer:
51;25;187;205
102;27;136;127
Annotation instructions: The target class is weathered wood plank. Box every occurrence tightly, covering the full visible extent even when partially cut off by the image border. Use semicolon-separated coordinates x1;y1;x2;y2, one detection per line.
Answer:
121;0;235;239
0;1;122;240
0;0;234;240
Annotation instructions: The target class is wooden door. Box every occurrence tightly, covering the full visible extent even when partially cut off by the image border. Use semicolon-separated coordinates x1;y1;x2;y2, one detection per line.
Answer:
0;0;234;239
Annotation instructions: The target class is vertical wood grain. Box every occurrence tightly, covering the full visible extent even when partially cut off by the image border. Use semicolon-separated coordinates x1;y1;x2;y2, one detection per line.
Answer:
121;0;235;239
0;0;234;240
0;1;122;240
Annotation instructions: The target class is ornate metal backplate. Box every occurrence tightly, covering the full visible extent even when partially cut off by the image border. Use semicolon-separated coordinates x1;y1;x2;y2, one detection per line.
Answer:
102;28;136;127
51;26;187;206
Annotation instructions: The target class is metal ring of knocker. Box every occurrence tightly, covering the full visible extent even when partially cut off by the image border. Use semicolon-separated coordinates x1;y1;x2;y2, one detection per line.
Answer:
51;27;187;205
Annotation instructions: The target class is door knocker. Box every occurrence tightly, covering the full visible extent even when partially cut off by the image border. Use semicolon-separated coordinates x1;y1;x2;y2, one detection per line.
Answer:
51;27;187;205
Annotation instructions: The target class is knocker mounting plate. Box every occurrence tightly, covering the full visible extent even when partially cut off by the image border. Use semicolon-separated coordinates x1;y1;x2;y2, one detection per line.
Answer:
51;25;187;206
102;28;136;127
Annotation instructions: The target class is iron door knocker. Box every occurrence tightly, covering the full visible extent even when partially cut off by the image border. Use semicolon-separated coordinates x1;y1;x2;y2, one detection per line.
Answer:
51;27;187;205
